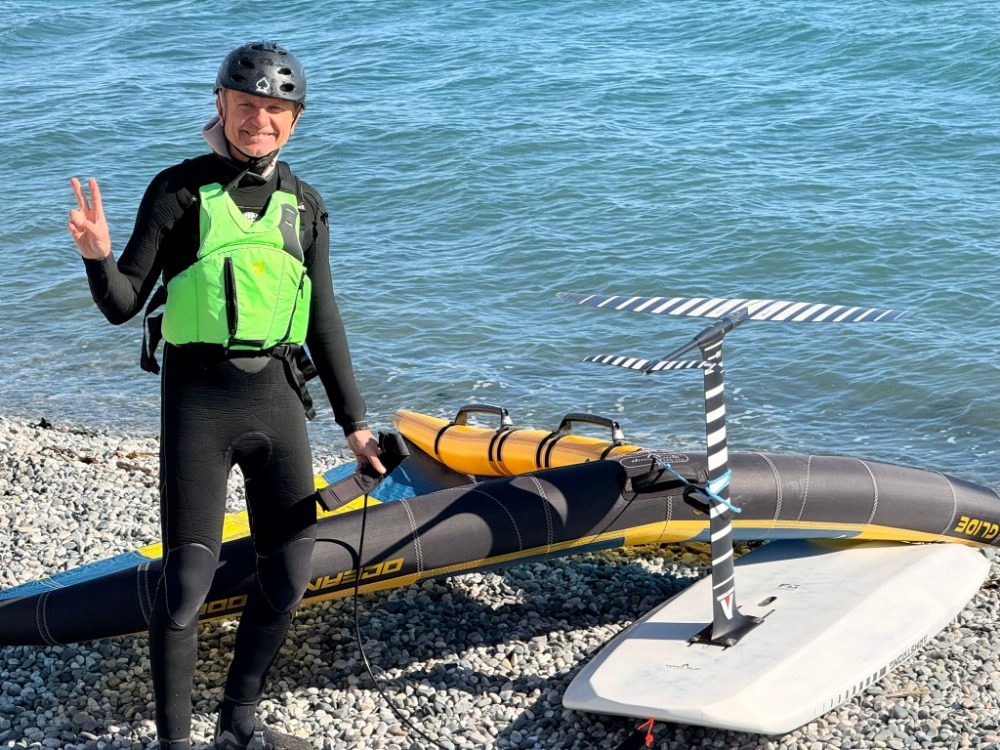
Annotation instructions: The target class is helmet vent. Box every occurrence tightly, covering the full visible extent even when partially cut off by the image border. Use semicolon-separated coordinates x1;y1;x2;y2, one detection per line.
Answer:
280;84;296;93
278;67;292;75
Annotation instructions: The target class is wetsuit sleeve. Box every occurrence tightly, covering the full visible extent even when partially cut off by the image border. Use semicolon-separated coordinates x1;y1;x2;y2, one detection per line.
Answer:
82;169;180;324
302;190;369;435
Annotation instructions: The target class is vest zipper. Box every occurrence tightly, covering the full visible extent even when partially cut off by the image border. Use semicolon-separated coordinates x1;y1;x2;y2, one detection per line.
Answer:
224;257;239;343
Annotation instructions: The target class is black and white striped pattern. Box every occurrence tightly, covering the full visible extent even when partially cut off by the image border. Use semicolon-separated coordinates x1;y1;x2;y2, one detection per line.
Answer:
698;339;739;630
694;336;764;646
583;354;721;374
557;292;911;323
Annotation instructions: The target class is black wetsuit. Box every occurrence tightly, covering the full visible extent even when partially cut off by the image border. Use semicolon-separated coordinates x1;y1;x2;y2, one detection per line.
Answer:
84;153;367;745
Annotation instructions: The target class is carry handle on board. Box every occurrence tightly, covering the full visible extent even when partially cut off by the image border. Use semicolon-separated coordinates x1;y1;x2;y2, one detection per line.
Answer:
452;403;514;430
555;412;626;444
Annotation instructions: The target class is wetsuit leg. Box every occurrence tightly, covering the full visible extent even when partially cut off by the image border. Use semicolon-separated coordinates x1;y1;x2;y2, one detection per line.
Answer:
148;542;221;744
218;356;318;741
149;347;238;745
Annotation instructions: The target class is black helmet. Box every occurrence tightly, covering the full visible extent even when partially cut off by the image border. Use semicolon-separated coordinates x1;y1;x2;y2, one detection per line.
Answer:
215;41;306;109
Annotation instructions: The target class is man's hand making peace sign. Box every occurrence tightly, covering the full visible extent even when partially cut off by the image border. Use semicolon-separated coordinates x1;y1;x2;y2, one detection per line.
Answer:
68;177;112;259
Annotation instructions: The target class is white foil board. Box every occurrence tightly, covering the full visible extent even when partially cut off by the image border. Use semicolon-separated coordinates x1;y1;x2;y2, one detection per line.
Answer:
563;540;990;734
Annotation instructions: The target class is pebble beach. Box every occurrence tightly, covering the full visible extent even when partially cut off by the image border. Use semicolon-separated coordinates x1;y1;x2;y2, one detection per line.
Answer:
2;414;1000;750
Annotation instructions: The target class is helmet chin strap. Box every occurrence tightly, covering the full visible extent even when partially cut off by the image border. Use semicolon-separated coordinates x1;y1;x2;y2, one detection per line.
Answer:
211;100;281;178
204;116;279;191
228;144;279;175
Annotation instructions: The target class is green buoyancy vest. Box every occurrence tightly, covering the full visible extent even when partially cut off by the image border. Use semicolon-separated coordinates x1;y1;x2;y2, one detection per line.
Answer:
160;176;312;351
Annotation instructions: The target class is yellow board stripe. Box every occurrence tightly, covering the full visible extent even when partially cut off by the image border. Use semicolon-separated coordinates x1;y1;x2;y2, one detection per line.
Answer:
136;471;373;559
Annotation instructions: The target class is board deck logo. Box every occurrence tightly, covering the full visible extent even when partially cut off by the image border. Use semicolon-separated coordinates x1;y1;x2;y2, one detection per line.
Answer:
663;662;701;671
718;590;735;619
953;515;999;541
306;557;405;593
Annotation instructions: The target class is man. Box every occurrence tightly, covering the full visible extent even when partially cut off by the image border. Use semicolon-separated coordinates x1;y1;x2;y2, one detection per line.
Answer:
68;41;384;750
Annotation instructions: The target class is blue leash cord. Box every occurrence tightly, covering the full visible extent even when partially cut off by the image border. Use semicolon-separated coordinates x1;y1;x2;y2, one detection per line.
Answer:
652;455;741;514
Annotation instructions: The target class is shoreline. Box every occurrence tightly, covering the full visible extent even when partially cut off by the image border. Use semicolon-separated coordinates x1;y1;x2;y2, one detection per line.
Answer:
2;414;1000;749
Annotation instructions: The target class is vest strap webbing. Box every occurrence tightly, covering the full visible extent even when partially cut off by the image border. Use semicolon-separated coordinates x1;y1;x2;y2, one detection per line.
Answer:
275;345;318;420
141;285;168;374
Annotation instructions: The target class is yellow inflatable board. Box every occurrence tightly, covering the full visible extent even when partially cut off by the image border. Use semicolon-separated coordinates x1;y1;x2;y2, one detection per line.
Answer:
393;404;643;477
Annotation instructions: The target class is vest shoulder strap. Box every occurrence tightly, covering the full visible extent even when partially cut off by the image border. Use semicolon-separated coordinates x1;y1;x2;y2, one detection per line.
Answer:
276;160;310;259
276;161;304;208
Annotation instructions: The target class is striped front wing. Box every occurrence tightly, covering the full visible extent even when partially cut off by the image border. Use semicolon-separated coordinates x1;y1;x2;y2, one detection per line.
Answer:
558;293;911;323
583;355;721;374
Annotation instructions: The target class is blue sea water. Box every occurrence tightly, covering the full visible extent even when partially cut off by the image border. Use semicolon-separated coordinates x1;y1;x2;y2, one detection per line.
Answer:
1;0;998;485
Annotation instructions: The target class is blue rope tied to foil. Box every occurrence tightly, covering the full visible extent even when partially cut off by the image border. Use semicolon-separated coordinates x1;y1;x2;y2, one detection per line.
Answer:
652;455;741;514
